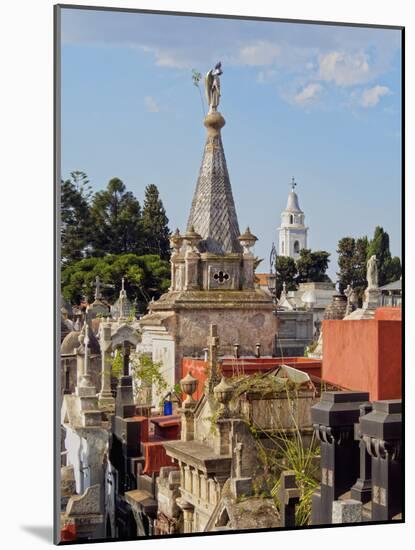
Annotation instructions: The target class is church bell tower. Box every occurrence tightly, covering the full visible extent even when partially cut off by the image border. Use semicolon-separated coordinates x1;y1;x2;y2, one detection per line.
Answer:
278;178;308;260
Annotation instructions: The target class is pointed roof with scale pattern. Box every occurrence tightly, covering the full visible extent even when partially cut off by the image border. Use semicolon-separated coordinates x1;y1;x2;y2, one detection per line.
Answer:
187;110;242;255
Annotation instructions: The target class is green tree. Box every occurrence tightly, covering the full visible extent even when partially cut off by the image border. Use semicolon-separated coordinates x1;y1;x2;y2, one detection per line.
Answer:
61;253;170;312
141;184;171;260
367;226;401;286
90;178;143;256
353;236;369;302
61;171;93;264
296;249;330;283
337;237;355;293
275;256;297;298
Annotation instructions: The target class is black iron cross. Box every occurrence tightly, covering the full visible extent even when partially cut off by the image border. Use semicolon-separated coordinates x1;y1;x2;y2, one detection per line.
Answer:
214;271;229;283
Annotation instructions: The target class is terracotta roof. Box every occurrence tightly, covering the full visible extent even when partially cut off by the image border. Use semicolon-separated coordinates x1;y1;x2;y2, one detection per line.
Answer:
255;273;271;286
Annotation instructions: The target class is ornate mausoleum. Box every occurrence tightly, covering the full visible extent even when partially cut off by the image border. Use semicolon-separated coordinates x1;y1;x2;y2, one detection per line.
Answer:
138;66;278;385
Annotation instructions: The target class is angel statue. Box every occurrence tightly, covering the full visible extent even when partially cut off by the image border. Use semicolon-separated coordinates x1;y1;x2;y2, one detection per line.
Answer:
205;61;223;112
367;254;378;289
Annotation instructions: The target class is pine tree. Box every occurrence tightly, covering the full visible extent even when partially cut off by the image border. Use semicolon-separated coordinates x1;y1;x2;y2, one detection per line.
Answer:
90;178;143;256
141;184;171;260
61;171;93;264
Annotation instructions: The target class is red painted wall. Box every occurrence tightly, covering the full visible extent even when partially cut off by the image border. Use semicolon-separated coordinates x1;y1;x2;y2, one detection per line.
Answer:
322;315;402;401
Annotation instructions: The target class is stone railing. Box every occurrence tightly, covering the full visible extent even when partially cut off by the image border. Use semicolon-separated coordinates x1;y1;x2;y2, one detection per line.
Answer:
278;392;402;528
310;391;402;525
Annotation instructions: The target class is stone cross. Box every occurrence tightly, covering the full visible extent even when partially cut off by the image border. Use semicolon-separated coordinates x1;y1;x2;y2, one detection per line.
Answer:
93;275;114;301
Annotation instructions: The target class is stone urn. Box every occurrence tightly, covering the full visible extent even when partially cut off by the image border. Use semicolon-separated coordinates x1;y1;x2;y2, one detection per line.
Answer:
180;372;198;408
214;376;234;418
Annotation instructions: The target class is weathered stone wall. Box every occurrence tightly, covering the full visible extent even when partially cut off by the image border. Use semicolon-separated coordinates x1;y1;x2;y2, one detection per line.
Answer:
173;308;277;364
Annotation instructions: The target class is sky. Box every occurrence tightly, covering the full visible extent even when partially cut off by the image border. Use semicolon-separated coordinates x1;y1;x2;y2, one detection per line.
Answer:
60;7;402;281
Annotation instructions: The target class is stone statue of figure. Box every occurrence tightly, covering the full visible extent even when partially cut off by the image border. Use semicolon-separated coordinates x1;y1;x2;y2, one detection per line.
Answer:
367;254;378;289
344;284;357;316
205;61;223;111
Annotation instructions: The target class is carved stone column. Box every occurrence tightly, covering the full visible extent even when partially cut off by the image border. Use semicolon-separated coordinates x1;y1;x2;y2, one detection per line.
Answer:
360;400;402;520
311;391;369;525
98;322;115;411
184;227;201;291
351;402;373;504
177;499;194;533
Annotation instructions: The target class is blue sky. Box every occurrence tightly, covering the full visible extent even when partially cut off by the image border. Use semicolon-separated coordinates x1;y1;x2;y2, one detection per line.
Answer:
60;7;402;281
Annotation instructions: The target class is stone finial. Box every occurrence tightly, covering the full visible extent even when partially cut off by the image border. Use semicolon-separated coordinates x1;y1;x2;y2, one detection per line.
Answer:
238;227;257;252
180;371;198;408
214;376;233;418
170;228;183;252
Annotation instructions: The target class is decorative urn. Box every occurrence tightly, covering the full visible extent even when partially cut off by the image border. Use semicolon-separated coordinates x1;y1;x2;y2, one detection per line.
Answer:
180;371;198;408
214;376;234;417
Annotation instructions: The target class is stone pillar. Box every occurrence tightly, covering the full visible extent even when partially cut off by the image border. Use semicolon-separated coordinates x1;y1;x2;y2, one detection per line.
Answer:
238;227;258;290
177;499;194;533
183;227;201;291
206;324;220;393
279;471;300;528
351;402;373;504
98;322;115;410
213;419;231;456
169;229;184;291
311;391;369;525
360;400;402;520
179;372;197;441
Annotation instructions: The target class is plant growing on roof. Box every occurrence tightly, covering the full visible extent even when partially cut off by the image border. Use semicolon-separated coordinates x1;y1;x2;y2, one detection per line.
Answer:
130;354;168;406
231;374;320;526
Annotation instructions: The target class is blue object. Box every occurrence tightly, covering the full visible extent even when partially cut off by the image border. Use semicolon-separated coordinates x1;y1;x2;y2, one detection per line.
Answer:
163;400;173;416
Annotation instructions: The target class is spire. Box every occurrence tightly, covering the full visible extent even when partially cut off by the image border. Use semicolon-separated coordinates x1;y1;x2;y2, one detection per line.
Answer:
187;64;242;255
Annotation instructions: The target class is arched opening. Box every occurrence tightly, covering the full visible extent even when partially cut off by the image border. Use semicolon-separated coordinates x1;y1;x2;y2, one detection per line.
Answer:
290;214;294;224
294;241;300;254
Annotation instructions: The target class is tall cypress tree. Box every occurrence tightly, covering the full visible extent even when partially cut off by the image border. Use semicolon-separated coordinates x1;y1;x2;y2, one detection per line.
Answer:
337;237;356;293
367;226;401;286
141;184;171;260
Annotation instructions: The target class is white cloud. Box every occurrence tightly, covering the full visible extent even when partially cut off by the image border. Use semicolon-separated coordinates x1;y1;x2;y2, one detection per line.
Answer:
239;40;280;66
293;82;322;106
359;85;391;107
257;68;277;84
144;95;160;112
319;51;370;86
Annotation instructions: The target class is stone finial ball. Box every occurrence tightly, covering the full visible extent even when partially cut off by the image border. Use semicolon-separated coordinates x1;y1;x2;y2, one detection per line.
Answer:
204;111;226;134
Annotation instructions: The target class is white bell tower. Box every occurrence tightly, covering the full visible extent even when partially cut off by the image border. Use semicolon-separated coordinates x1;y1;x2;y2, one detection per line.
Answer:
278;178;308;260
